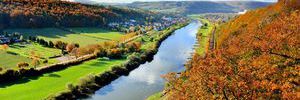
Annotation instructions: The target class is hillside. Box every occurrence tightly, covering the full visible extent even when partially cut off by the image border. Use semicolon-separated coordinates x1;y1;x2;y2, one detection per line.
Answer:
125;1;272;14
0;0;158;30
164;0;300;99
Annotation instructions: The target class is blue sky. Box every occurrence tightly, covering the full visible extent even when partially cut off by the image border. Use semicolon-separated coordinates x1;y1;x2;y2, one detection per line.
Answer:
67;0;277;3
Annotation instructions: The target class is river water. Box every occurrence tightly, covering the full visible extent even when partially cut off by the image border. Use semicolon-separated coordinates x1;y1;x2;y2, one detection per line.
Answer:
87;21;201;100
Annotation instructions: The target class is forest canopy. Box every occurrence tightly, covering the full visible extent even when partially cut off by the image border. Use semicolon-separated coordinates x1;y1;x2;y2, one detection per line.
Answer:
0;0;158;30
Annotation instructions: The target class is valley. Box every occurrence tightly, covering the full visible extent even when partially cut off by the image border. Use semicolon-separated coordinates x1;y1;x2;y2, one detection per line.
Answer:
1;0;298;100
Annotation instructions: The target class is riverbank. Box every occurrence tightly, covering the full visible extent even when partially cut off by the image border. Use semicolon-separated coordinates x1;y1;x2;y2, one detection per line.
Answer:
146;18;214;100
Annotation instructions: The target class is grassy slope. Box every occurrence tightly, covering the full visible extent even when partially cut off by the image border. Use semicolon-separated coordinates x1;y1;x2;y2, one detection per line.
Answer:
196;18;213;56
0;43;61;69
147;92;163;100
0;51;32;69
0;58;126;100
4;28;124;46
8;43;61;59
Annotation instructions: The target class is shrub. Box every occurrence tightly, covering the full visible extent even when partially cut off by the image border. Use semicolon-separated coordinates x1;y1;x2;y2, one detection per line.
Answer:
66;83;75;91
17;62;29;68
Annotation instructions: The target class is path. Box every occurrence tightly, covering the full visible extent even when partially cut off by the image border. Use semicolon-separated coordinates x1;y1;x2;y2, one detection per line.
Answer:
209;26;216;50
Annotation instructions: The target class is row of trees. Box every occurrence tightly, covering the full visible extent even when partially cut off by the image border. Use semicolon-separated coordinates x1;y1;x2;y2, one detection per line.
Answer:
28;36;79;50
165;1;299;100
67;41;141;59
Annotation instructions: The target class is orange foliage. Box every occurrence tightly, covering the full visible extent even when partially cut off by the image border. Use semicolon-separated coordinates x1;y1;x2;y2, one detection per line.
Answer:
165;2;300;100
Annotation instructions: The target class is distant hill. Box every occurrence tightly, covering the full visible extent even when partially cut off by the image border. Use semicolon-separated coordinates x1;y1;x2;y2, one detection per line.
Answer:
125;1;273;14
0;0;160;30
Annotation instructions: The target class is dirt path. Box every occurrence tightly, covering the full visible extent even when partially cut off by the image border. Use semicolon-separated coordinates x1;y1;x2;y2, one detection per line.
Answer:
209;26;216;50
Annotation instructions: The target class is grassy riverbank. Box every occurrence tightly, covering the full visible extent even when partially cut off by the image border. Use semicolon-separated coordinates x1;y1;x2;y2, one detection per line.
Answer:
195;18;214;56
0;58;126;100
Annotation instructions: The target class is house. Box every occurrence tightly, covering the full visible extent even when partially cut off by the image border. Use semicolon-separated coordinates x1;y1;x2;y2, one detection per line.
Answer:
0;38;10;44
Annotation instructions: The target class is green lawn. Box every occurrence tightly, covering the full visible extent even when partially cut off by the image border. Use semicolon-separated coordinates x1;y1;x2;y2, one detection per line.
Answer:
0;58;126;100
8;43;61;59
147;92;163;100
196;18;213;56
68;27;124;41
4;28;124;46
0;51;32;69
0;43;61;69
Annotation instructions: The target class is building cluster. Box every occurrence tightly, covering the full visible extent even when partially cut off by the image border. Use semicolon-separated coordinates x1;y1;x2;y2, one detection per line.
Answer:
108;16;187;33
0;32;22;44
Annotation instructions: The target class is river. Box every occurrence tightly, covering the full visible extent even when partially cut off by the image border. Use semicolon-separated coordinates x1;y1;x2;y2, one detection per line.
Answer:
87;21;201;100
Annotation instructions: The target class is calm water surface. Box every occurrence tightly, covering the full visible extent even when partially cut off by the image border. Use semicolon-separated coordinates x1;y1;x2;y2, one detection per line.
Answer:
87;21;201;100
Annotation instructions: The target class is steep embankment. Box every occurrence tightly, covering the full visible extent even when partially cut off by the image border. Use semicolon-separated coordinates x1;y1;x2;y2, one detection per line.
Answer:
164;0;299;99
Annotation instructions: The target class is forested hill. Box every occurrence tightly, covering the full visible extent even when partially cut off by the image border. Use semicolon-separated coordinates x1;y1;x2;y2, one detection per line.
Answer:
164;0;300;99
125;1;272;14
0;0;158;30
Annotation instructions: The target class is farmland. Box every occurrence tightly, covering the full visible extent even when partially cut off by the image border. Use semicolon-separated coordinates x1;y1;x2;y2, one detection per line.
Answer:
8;43;61;59
0;58;126;100
0;51;32;69
4;28;124;47
0;43;61;69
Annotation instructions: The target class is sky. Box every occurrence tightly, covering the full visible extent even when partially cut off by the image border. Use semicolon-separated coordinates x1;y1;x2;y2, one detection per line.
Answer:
67;0;277;3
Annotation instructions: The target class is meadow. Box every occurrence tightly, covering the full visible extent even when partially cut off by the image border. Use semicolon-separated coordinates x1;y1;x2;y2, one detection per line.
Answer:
8;43;61;59
4;28;124;46
0;43;61;69
195;18;213;56
0;58;126;100
0;51;32;69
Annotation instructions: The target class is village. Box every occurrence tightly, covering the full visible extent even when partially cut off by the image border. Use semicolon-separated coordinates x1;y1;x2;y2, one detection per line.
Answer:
0;32;23;44
108;16;187;34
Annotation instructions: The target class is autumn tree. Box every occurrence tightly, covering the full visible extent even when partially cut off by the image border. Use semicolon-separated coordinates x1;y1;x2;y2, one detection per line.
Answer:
66;43;76;53
1;44;9;52
30;51;41;68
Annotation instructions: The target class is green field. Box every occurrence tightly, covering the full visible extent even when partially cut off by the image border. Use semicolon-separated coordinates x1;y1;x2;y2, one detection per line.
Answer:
147;92;163;100
0;58;126;100
0;51;32;69
8;43;61;59
0;43;61;69
196;18;213;56
68;28;124;41
4;28;124;46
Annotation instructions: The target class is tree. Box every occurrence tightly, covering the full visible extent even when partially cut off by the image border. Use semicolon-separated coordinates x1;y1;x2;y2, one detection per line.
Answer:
70;48;79;59
30;51;40;68
1;44;9;52
31;58;40;68
66;43;76;53
49;41;54;48
17;62;29;68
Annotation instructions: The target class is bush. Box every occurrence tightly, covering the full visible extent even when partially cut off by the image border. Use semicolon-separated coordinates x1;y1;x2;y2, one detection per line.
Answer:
17;62;29;68
111;65;129;75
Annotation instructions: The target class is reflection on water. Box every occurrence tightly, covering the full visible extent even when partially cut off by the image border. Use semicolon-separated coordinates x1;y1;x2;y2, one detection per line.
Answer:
87;21;201;100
